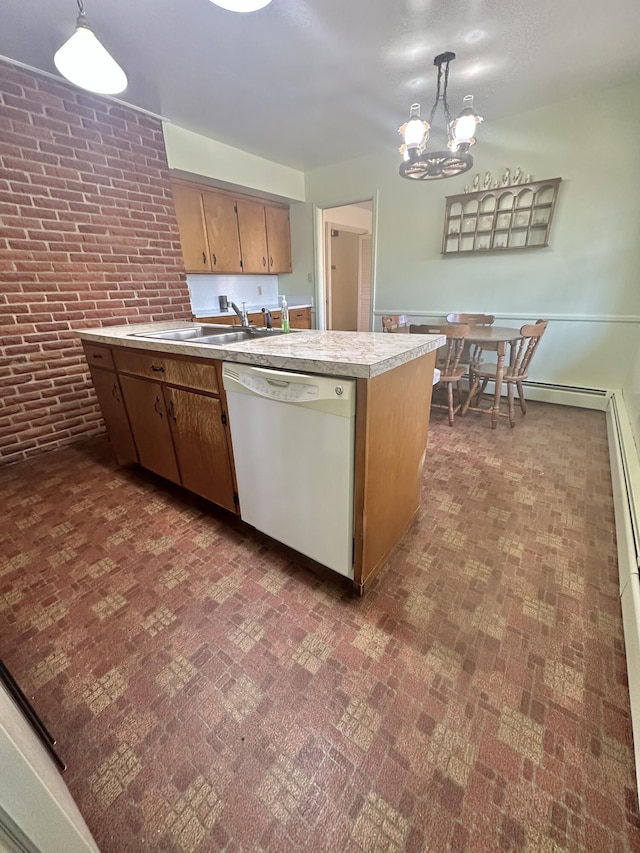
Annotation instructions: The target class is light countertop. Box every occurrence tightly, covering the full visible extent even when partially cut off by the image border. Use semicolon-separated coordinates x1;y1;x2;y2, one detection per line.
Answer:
78;321;444;379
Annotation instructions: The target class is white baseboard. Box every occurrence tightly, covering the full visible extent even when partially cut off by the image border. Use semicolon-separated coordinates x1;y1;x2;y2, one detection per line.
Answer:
606;393;640;802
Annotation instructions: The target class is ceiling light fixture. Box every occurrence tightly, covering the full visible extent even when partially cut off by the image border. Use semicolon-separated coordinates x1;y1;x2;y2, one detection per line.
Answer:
398;51;482;181
54;0;127;95
208;0;273;11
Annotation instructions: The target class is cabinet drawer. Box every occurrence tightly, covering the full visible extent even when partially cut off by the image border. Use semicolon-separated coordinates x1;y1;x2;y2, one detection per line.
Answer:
113;349;220;394
83;342;115;370
289;307;311;329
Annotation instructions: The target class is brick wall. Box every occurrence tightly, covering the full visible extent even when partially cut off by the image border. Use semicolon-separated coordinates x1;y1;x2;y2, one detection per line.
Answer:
0;62;192;465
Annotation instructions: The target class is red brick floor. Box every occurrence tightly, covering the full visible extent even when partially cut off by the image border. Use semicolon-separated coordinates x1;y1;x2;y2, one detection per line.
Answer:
1;401;639;852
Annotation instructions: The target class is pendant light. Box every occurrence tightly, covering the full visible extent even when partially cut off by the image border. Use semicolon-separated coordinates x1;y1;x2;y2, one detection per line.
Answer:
398;52;482;181
208;0;273;11
54;0;127;95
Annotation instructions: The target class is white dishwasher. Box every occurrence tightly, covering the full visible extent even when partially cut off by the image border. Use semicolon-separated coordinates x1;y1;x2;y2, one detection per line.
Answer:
222;363;356;577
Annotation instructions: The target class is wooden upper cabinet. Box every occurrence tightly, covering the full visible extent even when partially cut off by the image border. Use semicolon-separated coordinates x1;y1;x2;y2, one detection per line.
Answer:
201;191;243;273
171;179;292;275
236;199;269;273
265;205;292;273
172;183;211;272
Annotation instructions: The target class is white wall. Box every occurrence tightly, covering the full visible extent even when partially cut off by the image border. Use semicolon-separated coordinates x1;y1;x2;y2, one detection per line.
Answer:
163;123;305;201
0;684;98;853
301;79;640;391
623;340;640;453
324;204;372;233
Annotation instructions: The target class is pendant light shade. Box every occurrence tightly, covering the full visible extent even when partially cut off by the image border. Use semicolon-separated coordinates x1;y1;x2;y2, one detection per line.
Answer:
208;0;273;11
54;3;127;95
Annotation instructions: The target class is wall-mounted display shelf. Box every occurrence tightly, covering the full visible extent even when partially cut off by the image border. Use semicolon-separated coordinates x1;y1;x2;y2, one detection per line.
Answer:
441;177;562;255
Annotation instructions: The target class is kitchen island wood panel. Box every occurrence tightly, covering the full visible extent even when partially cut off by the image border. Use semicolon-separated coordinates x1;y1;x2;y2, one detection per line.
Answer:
354;352;436;593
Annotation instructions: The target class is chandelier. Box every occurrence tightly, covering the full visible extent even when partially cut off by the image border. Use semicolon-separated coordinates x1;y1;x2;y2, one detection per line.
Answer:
399;52;482;181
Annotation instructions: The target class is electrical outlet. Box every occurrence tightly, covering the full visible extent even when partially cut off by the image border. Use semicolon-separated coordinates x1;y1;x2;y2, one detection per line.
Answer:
257;285;263;296
307;272;313;283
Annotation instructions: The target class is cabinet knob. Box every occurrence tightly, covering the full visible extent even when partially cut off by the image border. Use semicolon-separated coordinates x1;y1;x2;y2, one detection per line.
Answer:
153;397;163;417
263;257;266;267
151;364;165;373
167;400;177;422
212;253;217;266
202;252;206;265
269;256;274;268
111;383;120;402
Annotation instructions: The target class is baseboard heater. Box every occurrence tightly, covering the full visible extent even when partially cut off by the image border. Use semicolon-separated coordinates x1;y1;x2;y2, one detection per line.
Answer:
522;380;607;396
606;392;640;804
462;376;609;406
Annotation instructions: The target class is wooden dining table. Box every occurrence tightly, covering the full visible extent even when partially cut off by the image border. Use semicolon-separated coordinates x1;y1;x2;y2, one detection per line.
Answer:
462;326;523;429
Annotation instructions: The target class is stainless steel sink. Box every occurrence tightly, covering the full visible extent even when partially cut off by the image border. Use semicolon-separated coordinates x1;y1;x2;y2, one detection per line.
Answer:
130;324;227;341
197;329;289;345
129;325;293;345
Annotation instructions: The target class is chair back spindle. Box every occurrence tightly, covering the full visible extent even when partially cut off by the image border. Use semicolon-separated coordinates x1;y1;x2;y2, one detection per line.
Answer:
409;324;470;426
507;322;548;378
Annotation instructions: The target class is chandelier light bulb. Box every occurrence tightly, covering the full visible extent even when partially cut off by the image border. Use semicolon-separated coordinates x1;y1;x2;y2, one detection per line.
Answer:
54;10;127;95
450;95;483;149
208;0;273;11
401;104;429;150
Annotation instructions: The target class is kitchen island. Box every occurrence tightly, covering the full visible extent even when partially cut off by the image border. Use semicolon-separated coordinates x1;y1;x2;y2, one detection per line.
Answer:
78;322;443;594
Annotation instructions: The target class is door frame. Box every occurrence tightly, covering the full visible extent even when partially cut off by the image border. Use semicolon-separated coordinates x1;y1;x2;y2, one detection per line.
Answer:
313;193;378;331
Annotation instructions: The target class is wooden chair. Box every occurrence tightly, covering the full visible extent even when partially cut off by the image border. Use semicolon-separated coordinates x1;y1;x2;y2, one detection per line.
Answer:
446;313;495;326
464;321;548;427
410;324;470;426
381;314;410;333
446;313;496;369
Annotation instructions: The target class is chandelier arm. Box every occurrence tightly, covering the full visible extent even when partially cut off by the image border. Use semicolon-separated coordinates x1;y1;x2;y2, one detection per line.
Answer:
428;62;443;125
442;60;452;124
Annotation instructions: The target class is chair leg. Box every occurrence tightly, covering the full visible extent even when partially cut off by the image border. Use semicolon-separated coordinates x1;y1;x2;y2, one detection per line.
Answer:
516;381;527;415
462;374;480;415
507;381;516;427
457;381;464;416
447;382;455;426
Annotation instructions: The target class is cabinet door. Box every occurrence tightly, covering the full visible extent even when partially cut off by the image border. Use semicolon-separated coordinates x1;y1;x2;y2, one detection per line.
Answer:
202;192;242;273
265;205;292;273
172;183;211;272
89;367;138;465
118;375;180;484
163;387;237;513
289;307;311;329
236;199;269;274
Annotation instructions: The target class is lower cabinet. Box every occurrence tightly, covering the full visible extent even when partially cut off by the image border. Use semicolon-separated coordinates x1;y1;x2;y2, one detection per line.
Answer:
88;365;138;465
197;306;312;329
163;387;237;512
118;375;181;484
84;343;238;515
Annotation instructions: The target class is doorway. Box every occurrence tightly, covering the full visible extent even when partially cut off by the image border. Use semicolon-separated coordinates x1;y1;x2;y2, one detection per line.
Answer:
320;201;374;331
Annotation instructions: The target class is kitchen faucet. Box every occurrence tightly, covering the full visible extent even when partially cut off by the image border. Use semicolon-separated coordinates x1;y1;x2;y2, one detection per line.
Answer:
229;301;248;326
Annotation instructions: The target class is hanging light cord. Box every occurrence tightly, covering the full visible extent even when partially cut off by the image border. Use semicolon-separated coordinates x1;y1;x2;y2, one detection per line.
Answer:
429;56;453;127
76;0;85;13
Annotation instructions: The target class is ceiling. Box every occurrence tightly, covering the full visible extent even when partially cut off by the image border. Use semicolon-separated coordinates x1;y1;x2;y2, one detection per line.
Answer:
2;0;640;172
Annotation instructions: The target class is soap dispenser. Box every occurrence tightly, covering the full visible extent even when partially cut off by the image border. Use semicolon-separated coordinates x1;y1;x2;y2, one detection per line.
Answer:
280;295;290;333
